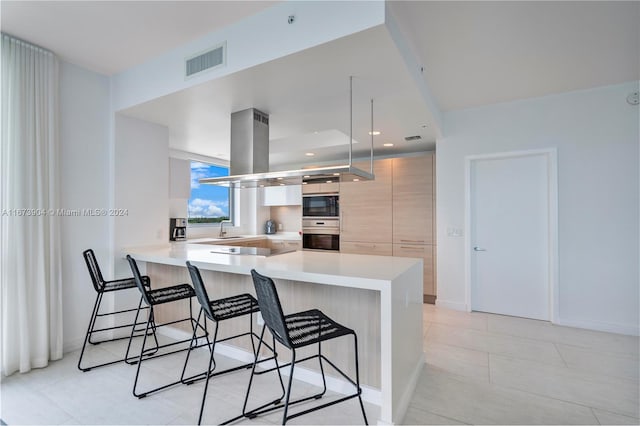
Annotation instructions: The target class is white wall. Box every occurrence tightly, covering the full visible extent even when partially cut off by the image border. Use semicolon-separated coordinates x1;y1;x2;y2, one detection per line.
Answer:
113;114;169;278
59;61;111;351
437;81;640;335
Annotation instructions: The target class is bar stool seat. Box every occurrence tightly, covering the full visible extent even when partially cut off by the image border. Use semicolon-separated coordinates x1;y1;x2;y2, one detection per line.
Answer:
284;309;354;347
146;284;195;305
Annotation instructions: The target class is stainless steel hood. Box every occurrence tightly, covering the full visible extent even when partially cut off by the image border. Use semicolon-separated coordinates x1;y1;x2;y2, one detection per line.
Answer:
199;79;375;188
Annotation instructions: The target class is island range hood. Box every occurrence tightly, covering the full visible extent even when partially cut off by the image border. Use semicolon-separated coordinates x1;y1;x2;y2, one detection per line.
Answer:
199;79;375;188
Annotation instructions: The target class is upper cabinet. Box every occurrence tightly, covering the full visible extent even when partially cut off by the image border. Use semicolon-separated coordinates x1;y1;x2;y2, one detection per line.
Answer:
340;159;393;244
169;158;191;199
262;185;302;206
302;182;340;194
392;155;434;245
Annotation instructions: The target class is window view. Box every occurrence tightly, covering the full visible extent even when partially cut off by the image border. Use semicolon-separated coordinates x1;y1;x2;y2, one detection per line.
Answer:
188;161;231;224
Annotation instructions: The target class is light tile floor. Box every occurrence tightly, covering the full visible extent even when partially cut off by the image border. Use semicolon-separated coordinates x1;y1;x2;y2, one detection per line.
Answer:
2;305;639;425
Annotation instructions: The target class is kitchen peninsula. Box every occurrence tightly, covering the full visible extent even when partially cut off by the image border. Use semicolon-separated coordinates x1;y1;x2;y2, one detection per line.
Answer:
124;243;424;424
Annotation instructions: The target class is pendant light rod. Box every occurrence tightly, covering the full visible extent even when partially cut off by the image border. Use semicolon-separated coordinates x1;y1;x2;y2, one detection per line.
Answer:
349;75;353;167
370;98;374;174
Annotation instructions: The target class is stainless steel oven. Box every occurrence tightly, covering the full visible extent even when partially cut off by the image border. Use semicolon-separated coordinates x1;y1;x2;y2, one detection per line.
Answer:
302;219;340;251
302;194;339;218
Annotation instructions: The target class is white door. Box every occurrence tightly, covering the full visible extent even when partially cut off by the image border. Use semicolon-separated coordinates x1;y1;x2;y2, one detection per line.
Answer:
470;153;550;320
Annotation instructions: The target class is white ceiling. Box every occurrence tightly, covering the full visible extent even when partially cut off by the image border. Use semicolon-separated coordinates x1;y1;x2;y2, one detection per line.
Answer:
121;26;436;168
393;1;639;111
0;1;277;75
2;1;638;164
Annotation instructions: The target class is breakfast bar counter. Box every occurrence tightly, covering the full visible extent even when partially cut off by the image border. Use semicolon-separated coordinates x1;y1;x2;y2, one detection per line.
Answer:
124;243;424;424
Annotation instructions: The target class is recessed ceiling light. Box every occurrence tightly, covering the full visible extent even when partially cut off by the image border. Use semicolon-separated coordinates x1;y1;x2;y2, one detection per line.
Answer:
302;182;307;185
277;177;283;180
383;143;394;147
305;152;315;156
279;183;285;186
353;178;360;182
333;173;340;176
303;175;310;178
259;184;265;187
326;180;332;184
368;131;381;136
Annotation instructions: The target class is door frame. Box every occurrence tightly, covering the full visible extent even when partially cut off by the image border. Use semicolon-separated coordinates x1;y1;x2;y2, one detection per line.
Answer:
464;148;559;322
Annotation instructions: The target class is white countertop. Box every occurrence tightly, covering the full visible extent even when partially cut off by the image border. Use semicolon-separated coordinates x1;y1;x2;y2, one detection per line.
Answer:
125;243;421;291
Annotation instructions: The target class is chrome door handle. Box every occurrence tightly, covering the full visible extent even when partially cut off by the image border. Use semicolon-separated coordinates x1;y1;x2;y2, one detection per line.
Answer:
473;246;487;252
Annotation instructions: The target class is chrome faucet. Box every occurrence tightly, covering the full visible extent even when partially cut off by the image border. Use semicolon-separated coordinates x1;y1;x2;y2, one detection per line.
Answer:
218;220;231;238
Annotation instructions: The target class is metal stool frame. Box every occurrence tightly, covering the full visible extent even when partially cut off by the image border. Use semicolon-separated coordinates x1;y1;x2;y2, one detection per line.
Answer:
182;261;282;425
125;255;208;398
78;249;154;372
241;269;368;425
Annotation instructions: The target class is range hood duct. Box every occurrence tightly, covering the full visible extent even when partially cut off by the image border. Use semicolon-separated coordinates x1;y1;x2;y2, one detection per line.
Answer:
200;78;375;188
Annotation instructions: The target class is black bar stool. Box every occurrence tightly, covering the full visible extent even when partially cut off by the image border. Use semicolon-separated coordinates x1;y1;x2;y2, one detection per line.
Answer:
78;249;153;372
244;269;368;425
183;261;283;425
125;255;208;398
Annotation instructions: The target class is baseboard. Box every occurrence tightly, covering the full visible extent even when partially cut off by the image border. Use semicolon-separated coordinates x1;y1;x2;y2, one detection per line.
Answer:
555;316;640;337
157;326;382;405
434;299;467;311
392;352;425;424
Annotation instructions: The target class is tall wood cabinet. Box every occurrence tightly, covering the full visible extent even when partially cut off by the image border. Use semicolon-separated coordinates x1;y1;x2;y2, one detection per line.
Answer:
392;155;436;301
340;159;393;249
338;154;437;302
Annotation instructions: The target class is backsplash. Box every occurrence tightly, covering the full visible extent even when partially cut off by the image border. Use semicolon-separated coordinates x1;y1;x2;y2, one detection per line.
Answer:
269;206;302;233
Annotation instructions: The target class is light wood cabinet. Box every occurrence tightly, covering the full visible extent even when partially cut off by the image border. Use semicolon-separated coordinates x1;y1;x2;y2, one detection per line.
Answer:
269;239;302;250
340;241;393;256
302;182;340;194
392;155;434;245
340;159;393;244
216;239;268;248
393;243;435;296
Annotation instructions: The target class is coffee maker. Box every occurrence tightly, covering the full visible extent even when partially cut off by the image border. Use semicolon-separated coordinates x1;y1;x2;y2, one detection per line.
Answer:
265;219;277;234
169;218;187;241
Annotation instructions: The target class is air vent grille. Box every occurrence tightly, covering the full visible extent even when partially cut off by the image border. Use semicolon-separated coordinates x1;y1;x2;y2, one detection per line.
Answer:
404;135;422;141
185;43;225;78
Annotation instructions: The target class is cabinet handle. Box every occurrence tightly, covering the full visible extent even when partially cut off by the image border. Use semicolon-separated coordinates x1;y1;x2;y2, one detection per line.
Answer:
400;246;424;251
401;239;425;243
355;243;376;248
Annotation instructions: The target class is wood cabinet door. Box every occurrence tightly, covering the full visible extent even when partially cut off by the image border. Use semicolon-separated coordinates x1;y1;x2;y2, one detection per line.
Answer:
302;182;339;194
393;243;435;296
340;241;393;256
340;159;393;244
392;155;434;245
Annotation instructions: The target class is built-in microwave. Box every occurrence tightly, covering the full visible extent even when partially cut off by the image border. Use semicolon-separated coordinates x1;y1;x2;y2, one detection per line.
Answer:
302;194;339;218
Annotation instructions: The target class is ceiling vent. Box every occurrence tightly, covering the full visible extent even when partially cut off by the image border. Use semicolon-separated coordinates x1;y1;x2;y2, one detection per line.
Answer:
185;43;225;78
404;135;422;141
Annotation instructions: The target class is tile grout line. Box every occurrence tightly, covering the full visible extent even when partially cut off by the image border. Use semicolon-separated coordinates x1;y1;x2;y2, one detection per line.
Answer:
553;341;569;368
590;406;602;425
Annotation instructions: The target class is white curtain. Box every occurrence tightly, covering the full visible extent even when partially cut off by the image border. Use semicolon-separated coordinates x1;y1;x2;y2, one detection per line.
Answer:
1;33;63;376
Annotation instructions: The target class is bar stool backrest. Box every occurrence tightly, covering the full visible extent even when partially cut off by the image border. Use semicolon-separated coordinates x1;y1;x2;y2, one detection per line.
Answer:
126;255;152;306
186;261;215;321
250;269;292;349
83;249;105;292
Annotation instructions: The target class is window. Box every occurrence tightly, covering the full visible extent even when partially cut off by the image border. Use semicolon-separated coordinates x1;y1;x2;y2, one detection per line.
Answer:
188;161;232;225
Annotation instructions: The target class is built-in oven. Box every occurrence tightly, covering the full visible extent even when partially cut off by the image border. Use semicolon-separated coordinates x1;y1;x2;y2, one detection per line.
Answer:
302;194;339;218
302;219;340;251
